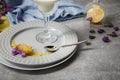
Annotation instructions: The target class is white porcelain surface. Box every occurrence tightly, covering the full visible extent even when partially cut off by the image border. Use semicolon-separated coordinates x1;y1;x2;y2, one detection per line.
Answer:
0;21;78;66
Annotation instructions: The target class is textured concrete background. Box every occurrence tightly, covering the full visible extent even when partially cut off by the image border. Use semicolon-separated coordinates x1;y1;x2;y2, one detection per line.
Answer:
0;0;120;80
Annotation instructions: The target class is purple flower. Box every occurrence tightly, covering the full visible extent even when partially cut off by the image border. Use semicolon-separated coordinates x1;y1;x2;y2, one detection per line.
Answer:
98;29;105;34
17;16;24;21
114;27;120;31
11;47;19;56
21;53;26;57
112;31;118;37
89;35;96;39
0;0;12;17
89;29;96;33
102;36;110;42
11;46;26;57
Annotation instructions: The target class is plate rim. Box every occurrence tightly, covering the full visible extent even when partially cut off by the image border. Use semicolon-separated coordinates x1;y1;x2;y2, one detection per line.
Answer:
0;47;78;70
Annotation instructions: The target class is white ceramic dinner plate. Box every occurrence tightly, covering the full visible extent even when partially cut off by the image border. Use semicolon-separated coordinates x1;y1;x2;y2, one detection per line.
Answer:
0;21;78;66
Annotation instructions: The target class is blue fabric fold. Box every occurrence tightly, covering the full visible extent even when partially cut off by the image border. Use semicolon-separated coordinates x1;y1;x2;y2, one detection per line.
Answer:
6;0;86;26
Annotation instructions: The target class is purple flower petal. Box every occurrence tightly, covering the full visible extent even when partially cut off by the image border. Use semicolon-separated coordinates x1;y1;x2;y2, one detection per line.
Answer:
89;35;96;39
98;29;105;34
89;29;96;33
11;47;19;56
17;16;24;21
21;53;26;57
112;31;118;37
102;36;110;42
114;27;120;31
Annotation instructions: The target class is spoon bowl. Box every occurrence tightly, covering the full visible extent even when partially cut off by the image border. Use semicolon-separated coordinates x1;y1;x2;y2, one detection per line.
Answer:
44;40;87;52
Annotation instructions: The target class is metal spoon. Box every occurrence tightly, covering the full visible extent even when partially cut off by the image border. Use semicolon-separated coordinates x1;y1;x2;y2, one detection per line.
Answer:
44;40;87;52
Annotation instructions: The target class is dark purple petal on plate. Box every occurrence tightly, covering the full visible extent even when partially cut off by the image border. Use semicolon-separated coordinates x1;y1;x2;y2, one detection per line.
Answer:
102;36;110;42
87;17;92;21
98;29;105;34
21;53;26;57
11;47;19;55
17;16;24;21
89;35;96;39
89;29;96;33
114;27;120;31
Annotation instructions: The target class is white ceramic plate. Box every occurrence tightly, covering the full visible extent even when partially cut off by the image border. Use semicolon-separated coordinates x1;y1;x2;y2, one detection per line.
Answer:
0;21;78;66
0;47;78;70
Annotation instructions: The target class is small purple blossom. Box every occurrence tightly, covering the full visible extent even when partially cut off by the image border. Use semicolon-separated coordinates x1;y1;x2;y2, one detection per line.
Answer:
89;35;96;39
102;36;110;42
98;29;105;34
11;46;26;57
114;27;120;31
0;0;12;18
17;16;24;21
112;32;118;37
21;53;26;57
89;29;96;33
11;47;19;56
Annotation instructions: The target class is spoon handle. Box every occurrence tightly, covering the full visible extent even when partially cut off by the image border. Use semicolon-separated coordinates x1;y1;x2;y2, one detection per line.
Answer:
61;40;87;47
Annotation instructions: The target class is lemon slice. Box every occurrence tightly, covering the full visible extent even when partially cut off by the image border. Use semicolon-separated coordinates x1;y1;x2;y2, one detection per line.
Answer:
87;4;104;23
0;16;10;32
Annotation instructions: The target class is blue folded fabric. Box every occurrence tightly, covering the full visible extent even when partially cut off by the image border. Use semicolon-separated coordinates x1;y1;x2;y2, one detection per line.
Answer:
6;0;85;26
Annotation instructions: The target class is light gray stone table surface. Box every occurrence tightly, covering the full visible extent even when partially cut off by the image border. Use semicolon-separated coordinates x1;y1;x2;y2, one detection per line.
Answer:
0;0;120;80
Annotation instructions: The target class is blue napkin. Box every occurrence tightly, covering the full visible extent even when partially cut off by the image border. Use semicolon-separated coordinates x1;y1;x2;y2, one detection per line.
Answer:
6;0;85;26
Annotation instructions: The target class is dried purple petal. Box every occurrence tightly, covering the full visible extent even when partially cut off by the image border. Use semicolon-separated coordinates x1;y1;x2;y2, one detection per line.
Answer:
11;47;19;56
102;36;110;42
16;50;23;54
0;0;12;17
114;27;120;31
17;16;24;21
112;31;118;37
98;29;105;34
89;35;96;39
89;29;96;33
21;53;26;57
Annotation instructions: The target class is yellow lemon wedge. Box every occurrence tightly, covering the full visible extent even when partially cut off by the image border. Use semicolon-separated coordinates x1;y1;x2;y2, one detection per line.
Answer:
11;40;16;48
18;44;33;55
87;4;104;23
0;16;9;32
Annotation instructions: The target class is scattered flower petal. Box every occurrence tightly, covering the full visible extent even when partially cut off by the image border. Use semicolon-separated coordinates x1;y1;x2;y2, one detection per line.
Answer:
21;53;26;57
114;27;120;31
89;29;96;33
102;36;110;42
112;31;118;37
89;35;96;39
98;29;105;34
